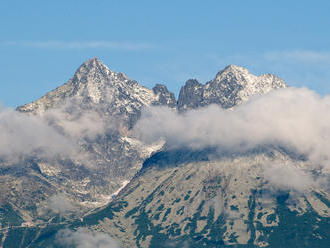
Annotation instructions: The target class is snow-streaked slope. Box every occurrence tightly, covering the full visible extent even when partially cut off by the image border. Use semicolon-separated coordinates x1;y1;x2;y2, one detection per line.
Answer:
79;147;330;248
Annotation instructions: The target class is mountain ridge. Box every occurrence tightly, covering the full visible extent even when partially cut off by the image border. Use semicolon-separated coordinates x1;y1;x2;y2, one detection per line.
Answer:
17;58;287;115
178;64;287;111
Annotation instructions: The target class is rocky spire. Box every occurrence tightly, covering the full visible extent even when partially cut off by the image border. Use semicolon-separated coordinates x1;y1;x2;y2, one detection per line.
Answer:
152;84;176;108
177;79;204;111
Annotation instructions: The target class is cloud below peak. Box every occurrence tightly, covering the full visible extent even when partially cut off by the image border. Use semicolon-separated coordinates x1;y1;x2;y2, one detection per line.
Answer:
56;228;120;248
133;87;330;191
134;87;330;153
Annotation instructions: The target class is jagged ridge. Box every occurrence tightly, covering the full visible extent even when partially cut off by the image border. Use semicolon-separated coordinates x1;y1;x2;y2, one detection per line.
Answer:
178;64;287;111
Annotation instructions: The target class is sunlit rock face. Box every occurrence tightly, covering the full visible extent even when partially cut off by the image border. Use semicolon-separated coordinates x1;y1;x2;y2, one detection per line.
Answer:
178;65;287;111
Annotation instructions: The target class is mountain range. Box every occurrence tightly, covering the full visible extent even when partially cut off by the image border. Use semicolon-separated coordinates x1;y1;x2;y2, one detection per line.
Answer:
0;58;328;248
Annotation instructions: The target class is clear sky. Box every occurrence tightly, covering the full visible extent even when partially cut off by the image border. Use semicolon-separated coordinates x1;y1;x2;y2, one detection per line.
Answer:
1;0;330;107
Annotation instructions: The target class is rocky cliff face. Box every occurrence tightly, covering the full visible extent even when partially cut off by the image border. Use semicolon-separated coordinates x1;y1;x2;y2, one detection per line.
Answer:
177;79;204;110
152;84;176;108
178;65;287;111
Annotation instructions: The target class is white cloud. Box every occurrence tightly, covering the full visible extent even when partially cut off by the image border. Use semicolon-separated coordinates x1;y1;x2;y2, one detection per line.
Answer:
134;87;330;191
0;107;76;161
42;101;108;140
47;193;76;216
263;163;316;192
0;100;118;164
205;50;330;69
56;228;120;248
1;41;154;51
264;50;330;64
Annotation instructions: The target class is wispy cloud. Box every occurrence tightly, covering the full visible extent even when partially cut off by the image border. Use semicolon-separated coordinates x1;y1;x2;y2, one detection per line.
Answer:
0;100;119;164
205;50;330;69
56;228;120;248
1;41;155;50
264;50;330;64
134;87;330;192
46;193;76;216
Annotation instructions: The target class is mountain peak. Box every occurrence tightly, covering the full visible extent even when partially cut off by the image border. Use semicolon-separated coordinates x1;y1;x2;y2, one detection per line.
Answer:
79;57;109;71
84;56;100;64
17;58;136;113
17;59;174;118
73;57;115;82
219;64;249;74
214;64;251;82
207;65;287;108
178;65;287;111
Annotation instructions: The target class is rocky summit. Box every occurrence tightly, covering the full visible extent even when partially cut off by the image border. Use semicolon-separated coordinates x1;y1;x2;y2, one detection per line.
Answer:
17;57;172;128
178;65;287;111
0;58;328;248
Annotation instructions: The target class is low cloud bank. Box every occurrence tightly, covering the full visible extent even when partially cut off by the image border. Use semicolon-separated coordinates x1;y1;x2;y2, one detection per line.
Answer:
0;100;118;163
263;162;316;192
56;228;120;248
1;86;330;192
134;87;330;191
0;107;75;160
47;193;76;216
41;99;118;140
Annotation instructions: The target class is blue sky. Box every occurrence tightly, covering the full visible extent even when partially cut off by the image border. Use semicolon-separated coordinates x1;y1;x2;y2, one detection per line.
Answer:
1;0;330;107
